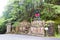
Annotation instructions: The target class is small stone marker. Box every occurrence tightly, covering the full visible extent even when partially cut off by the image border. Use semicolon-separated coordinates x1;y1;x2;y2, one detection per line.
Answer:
58;25;60;34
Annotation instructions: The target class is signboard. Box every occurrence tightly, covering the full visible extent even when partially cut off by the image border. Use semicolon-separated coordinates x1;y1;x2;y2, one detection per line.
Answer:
45;27;48;31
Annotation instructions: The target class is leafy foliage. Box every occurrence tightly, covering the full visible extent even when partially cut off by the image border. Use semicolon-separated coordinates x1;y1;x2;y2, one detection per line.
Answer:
2;0;60;23
0;18;6;34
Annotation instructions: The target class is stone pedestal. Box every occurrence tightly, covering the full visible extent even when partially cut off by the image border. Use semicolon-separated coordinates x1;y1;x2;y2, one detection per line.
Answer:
29;20;45;36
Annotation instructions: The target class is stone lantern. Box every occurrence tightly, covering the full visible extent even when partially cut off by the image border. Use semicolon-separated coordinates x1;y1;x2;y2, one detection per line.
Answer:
6;21;12;33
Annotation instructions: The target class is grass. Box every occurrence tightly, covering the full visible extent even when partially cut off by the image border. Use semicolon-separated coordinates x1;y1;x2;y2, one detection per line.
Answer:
55;34;60;38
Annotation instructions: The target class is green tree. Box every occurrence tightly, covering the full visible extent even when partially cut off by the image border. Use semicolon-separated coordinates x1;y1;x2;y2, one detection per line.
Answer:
3;0;60;24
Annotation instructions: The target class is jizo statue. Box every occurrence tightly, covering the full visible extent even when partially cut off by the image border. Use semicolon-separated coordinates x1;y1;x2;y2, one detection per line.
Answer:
34;9;40;21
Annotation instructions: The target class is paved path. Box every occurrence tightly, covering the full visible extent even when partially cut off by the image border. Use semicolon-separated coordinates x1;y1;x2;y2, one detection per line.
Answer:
0;34;60;40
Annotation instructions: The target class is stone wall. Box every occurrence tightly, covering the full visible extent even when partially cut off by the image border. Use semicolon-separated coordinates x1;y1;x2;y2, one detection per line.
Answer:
6;20;55;37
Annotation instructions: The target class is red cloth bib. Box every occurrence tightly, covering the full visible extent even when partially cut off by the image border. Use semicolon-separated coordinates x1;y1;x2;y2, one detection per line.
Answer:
35;13;40;17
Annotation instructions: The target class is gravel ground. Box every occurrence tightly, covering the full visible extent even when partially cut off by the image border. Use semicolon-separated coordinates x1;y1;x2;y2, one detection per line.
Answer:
0;34;60;40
